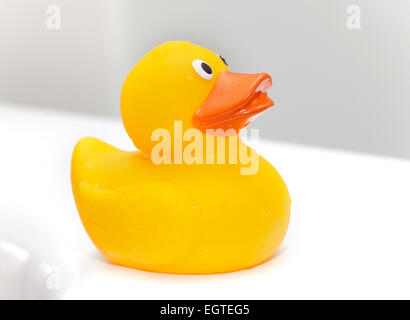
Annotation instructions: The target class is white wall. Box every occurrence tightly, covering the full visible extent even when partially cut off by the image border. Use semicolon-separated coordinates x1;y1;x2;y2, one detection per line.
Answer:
1;0;410;158
0;0;126;115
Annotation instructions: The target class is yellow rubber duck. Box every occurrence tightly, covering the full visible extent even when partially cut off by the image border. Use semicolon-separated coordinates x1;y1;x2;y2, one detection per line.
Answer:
71;41;291;274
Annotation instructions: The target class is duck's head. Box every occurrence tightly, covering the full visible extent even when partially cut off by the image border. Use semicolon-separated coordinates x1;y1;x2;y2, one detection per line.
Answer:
121;41;273;153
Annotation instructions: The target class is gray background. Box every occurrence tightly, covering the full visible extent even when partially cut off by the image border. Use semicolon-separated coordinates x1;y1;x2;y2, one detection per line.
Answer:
1;0;409;158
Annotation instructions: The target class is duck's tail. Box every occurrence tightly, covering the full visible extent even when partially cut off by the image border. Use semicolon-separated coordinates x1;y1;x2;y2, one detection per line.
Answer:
71;138;195;270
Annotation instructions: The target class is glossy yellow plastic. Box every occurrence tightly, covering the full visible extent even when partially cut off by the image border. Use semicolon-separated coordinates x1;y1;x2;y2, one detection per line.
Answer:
71;41;291;274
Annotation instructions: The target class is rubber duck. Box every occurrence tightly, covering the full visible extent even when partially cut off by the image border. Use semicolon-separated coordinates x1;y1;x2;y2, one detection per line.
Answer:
71;41;291;274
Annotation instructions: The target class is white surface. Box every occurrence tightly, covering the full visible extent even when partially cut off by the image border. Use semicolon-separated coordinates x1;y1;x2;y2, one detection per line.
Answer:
1;103;410;299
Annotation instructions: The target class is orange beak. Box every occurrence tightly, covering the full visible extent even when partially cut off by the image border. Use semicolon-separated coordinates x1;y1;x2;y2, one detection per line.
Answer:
193;71;274;135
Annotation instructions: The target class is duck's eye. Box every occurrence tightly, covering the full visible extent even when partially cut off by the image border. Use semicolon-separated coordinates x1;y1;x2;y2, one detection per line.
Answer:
219;55;228;67
192;59;213;80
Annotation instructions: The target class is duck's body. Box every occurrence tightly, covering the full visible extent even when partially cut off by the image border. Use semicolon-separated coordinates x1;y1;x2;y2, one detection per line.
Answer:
72;137;289;274
71;41;291;274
